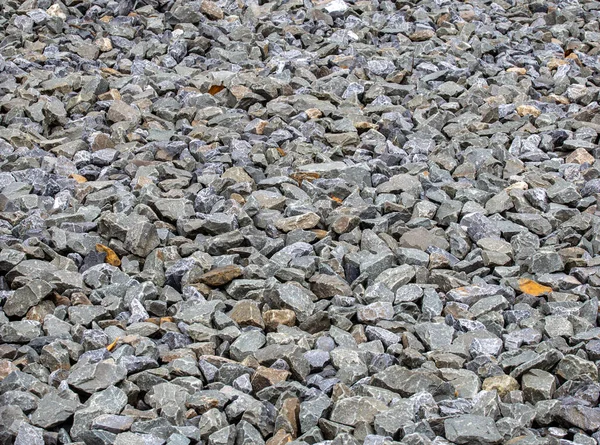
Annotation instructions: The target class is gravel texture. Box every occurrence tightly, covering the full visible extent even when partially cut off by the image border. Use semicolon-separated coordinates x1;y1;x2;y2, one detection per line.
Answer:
1;0;600;444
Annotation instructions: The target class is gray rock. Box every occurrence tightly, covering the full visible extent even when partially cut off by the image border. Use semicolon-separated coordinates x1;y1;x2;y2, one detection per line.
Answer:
3;279;53;317
444;415;502;444
265;281;315;322
414;322;454;351
0;320;42;343
15;423;44;445
71;386;128;440
229;330;266;361
558;405;600;432
330;396;389;427
67;359;127;394
374;265;416;291
460;213;501;242
357;302;394;324
2;0;600;443
91;414;134;433
371;366;444;397
107;100;141;123
31;391;80;428
125;221;160;257
530;252;564;274
114;432;166;445
543;316;574;338
522;369;556;404
0;248;26;273
399;227;450;251
145;382;189;426
556;355;598;381
300;394;331;433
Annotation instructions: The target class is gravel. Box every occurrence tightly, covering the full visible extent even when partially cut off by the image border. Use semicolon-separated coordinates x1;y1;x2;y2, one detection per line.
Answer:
1;0;600;444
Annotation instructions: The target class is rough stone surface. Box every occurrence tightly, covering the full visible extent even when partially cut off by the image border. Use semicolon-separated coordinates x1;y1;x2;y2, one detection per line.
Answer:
444;415;503;444
0;1;600;444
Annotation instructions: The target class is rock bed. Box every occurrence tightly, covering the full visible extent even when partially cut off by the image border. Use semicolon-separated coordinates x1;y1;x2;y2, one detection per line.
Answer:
1;0;600;444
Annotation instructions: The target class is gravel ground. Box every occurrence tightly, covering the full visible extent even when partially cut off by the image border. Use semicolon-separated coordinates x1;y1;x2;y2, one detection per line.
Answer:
1;0;600;444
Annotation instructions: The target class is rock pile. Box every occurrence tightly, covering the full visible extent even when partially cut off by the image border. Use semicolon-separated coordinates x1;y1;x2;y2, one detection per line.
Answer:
1;0;600;444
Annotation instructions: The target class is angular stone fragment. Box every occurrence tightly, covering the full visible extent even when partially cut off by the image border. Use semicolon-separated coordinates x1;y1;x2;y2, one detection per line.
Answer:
371;366;444;397
31;391;80;428
444;415;502;444
15;424;44;445
516;105;541;117
558;405;600;432
522;369;555;404
125;221;160;257
70;386;128;440
399;227;449;251
263;310;296;330
275;212;320;232
0;321;42;343
357;302;394;323
556;355;598;381
482;375;519;397
566;148;595;164
230;300;264;328
199;265;243;287
265;282;315;322
229;330;266;361
3;279;52;317
107;100;140;123
310;273;352;298
329;396;388;427
414;322;454;350
91;414;134;433
201;0;224;19
67;359;127;394
251;366;291;392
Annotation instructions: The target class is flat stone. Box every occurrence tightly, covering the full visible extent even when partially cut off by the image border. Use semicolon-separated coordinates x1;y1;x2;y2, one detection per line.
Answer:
107;100;140;123
199;265;243;287
67;359;127;394
275;212;320;232
444;415;502;444
31;391;80;429
522;369;556;404
329;396;389;427
3;279;53;317
371;366;444;397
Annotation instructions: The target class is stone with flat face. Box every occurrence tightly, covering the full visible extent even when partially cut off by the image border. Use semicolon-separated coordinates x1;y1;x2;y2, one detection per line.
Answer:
3;280;52;317
330;396;389;427
275;212;320;232
444;415;502;444
199;265;243;287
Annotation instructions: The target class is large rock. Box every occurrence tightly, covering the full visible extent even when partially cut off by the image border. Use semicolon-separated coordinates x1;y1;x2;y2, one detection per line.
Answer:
3;280;53;317
67;359;127;394
264;282;316;322
107;100;140;123
444;415;502;444
275;212;320;232
31;391;80;428
371;366;444;397
522;369;556;404
125;221;160;257
309;273;352;299
329;396;388;426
